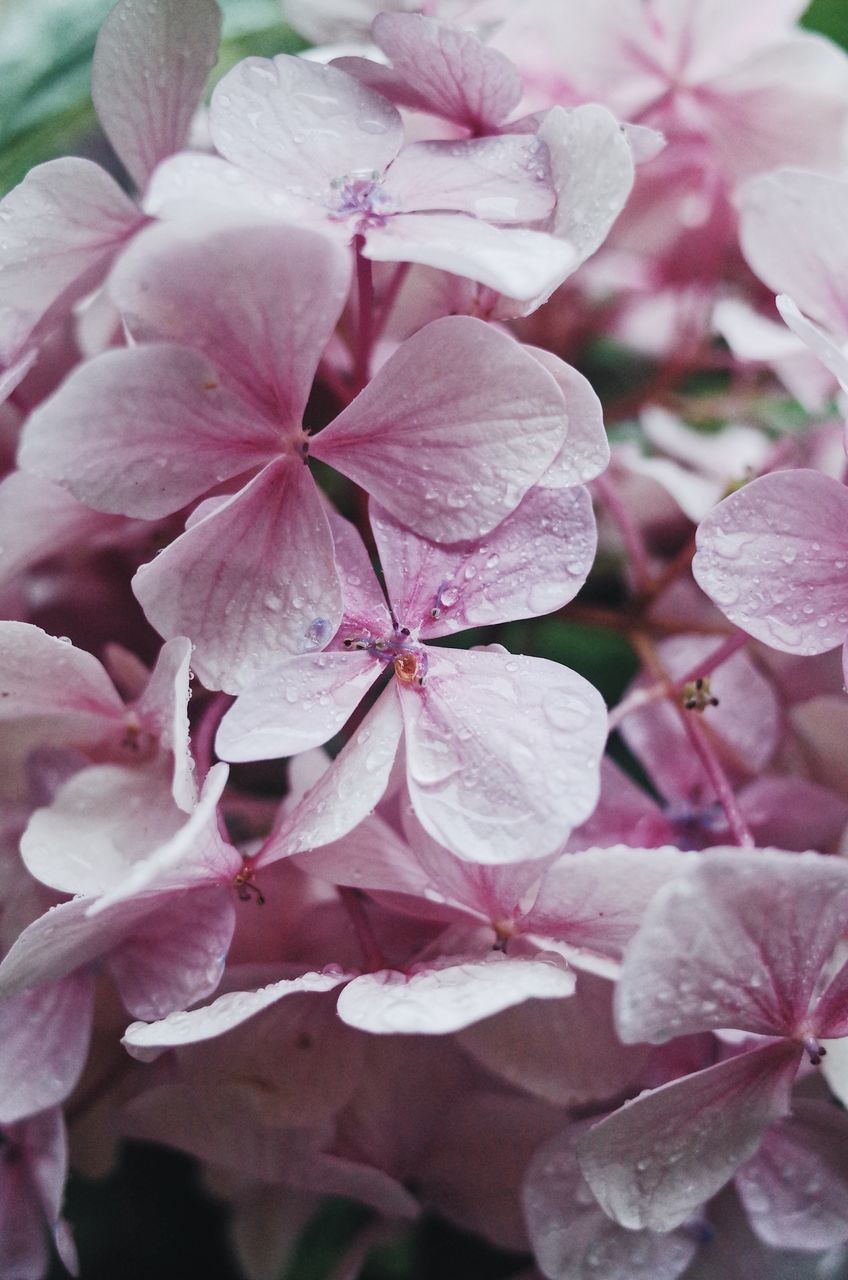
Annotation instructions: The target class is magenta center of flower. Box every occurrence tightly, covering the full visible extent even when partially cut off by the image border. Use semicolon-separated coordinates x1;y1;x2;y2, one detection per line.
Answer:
342;626;428;687
326;172;395;230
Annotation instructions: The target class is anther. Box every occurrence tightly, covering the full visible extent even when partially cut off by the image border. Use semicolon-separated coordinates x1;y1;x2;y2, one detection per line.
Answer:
682;676;719;712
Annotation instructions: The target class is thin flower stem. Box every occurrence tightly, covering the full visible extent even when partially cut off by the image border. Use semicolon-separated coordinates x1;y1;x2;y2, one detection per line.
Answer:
631;631;755;847
353;236;375;391
608;630;750;733
192;690;234;781
593;470;652;594
676;629;749;688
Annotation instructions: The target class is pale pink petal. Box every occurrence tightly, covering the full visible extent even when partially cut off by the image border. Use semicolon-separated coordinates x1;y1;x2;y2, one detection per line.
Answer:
704;37;848;183
577;1042;800;1232
327;509;393;635
460;971;652;1108
525;846;692;958
361;211;575;300
371;487;596;640
810;952;848;1039
401;647;606;863
111;219;351;424
292;811;433;900
0;473;128;587
738;169;848;336
134;637;195;811
0;158;141;365
693;470;848;655
21;762;185;896
86;764;237;910
312;316;568;541
216;650;381;762
0;972;94;1123
259;690;403;864
0;1109;73;1280
736;1101;848;1250
0;622;123;725
777;294;848;393
108;886;235;1019
616;849;848;1043
337;952;574;1034
370;12;521;128
123;969;352;1061
133;460;343;693
209;56;402;197
567;758;674;851
91;0;221;190
527;347;610;487
382;137;554;224
19;344;275;518
524;1124;697;1280
537;103;634;269
143;151;317;225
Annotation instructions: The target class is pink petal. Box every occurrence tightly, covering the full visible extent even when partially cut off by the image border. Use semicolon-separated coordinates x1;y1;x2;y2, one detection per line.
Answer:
361;211;575;300
383;137;554;224
327;509;393;635
525;845;692;959
0;622;123;725
577;1042;800;1232
537;103;634;265
735;1101;848;1250
108;886;236;1019
616;849;848;1043
19;344;276;518
401;646;606;864
337;952;574;1034
527;347;610;487
21;762;185;896
372;486;596;640
0;1109;72;1280
0;158;141;365
259;690;403;864
524;1124;697;1280
370;12;522;129
123;969;352;1061
91;0;221;190
111;219;351;425
0;972;95;1123
133;459;343;693
143;151;317;225
216;650;382;762
134;637;195;811
693;470;848;655
312;316;568;541
209;56;402;198
777;294;848;393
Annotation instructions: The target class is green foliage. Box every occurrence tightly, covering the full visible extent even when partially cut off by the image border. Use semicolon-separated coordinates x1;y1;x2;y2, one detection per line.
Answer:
803;0;848;48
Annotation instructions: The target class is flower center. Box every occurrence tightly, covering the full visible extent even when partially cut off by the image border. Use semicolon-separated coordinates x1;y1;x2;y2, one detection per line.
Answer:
326;171;395;230
342;626;428;688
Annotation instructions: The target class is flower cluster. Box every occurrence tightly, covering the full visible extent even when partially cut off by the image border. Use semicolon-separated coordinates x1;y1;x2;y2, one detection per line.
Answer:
3;0;848;1277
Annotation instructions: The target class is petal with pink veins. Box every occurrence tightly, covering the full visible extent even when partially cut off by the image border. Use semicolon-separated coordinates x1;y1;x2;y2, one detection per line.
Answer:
615;849;848;1044
258;689;403;865
372;487;596;640
401;646;606;864
576;1041;800;1232
735;1101;848;1251
360;211;575;300
108;885;236;1020
0;473;128;587
525;845;692;959
382;137;555;224
0;972;95;1123
327;510;393;636
337;952;575;1034
312;316;568;542
0;157;142;366
91;0;221;191
370;12;522;129
693;470;848;655
217;649;382;762
209;56;403;199
111;220;351;424
133;459;343;693
123;969;353;1061
19;344;276;519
